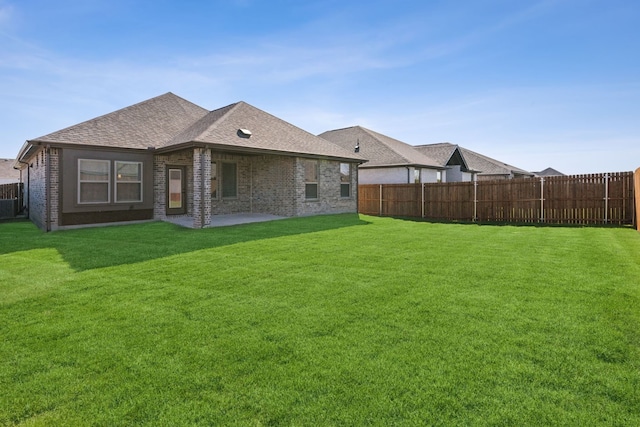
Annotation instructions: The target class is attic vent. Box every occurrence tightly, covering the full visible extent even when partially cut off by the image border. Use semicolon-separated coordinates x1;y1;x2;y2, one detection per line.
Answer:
237;128;252;138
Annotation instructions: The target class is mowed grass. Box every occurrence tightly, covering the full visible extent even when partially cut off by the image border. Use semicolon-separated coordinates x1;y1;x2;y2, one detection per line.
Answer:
1;214;639;426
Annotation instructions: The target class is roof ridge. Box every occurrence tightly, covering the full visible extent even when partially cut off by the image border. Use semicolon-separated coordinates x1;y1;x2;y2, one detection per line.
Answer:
191;102;241;142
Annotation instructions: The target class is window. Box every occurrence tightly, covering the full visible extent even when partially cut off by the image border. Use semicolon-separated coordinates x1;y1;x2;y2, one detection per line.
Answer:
436;170;442;183
414;168;421;184
304;160;318;199
210;162;218;199
78;159;110;203
221;162;237;198
340;163;351;197
115;161;142;202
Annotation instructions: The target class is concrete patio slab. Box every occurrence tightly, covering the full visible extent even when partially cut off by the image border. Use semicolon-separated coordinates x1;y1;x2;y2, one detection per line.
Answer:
164;213;287;229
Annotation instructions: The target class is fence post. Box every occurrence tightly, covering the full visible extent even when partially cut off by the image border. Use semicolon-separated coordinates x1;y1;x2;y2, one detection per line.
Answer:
379;184;383;216
635;168;640;231
604;173;609;224
421;183;425;218
473;180;478;222
540;177;545;223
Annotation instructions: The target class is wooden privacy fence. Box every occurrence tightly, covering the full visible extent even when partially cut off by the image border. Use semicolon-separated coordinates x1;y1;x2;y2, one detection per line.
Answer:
0;182;24;219
359;171;636;226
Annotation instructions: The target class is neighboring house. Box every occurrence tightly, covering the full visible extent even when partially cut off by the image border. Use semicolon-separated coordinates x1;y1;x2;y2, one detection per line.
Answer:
318;126;444;184
416;143;534;181
0;158;21;184
533;167;565;177
411;143;478;182
14;93;363;231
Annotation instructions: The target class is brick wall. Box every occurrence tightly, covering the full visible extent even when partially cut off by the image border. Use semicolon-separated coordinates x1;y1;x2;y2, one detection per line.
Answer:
193;148;211;228
294;158;358;216
210;152;253;216
24;147;60;231
154;149;194;222
248;154;296;216
49;148;59;229
158;150;357;226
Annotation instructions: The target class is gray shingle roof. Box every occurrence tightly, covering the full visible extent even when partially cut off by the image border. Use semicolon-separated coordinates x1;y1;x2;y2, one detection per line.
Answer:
415;143;532;177
460;147;532;177
413;143;459;166
318;126;441;168
31;93;209;150
412;142;476;171
533;167;565;177
21;93;362;163
0;158;21;183
163;102;362;161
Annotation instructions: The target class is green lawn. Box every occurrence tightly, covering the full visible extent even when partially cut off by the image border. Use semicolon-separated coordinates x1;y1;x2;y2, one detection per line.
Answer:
1;215;639;426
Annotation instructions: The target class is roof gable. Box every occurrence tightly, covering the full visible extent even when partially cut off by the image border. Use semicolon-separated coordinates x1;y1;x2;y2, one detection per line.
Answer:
414;142;473;171
318;126;441;168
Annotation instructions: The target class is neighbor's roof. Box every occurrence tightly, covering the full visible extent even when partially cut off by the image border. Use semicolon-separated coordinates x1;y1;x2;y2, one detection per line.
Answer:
413;143;459;166
0;158;21;183
318;126;441;169
533;167;565;177
457;146;533;177
17;93;362;163
413;142;477;171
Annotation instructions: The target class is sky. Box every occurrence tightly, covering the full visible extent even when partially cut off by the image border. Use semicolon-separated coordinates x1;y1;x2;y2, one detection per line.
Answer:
1;0;639;175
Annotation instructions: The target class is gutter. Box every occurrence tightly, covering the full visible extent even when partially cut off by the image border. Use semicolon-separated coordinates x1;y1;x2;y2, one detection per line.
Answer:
156;141;365;164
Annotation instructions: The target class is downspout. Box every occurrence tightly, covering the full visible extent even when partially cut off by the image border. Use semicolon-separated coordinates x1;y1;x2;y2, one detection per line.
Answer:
406;167;411;184
15;160;29;216
355;163;359;216
45;145;51;232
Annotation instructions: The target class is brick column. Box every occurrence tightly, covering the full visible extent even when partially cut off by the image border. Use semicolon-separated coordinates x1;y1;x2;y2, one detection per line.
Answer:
192;147;211;228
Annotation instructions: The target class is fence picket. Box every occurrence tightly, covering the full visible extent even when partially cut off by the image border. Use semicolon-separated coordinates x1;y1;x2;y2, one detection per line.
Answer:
359;171;636;226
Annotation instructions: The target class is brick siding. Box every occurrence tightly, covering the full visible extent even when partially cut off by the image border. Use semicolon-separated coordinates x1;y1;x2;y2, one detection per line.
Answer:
24;147;60;231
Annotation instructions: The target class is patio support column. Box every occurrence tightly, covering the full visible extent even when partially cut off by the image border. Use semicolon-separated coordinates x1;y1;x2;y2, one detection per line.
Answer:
192;147;211;229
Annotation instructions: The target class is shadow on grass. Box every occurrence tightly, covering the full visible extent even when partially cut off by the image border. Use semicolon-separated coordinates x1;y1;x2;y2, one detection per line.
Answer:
385;215;636;229
0;214;371;271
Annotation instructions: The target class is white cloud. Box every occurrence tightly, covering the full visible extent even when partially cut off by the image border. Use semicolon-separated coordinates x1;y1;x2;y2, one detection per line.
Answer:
0;2;13;26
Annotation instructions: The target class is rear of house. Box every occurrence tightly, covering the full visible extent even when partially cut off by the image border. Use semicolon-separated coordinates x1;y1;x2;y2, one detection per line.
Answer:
14;93;362;231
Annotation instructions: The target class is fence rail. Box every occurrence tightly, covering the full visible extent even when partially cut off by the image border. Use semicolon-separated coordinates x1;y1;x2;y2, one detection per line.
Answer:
359;171;636;226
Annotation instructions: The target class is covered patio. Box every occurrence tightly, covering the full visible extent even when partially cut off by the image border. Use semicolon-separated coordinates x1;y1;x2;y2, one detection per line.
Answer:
163;213;287;229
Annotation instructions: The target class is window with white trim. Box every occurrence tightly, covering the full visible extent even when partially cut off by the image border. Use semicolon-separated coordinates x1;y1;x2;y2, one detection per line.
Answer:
340;163;351;197
78;159;110;204
115;161;142;202
304;160;318;199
